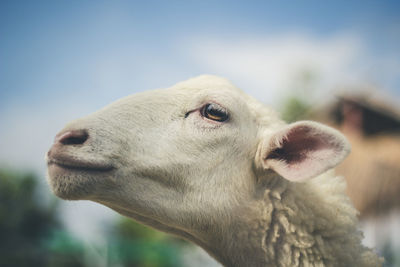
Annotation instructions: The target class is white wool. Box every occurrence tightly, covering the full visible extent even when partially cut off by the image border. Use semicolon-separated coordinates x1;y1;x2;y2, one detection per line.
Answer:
47;75;382;266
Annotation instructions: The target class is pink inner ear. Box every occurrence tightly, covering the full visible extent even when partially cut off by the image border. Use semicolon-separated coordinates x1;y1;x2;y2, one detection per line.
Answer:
267;126;328;164
265;123;349;182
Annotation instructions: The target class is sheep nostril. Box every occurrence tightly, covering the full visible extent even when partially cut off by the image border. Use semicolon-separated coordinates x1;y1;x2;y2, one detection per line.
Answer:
56;130;89;145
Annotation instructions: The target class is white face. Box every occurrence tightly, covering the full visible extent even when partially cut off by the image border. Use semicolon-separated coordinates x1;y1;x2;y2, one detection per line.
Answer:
47;75;350;240
46;76;263;232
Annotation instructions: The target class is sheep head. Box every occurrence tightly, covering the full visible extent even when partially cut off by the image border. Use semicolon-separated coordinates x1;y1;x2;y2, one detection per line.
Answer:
46;75;350;243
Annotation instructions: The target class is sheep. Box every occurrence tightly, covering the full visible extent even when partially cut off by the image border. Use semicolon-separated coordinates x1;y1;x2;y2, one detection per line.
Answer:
46;75;382;266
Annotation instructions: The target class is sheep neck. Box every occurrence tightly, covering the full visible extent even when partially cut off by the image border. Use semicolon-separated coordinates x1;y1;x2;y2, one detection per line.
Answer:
199;173;374;266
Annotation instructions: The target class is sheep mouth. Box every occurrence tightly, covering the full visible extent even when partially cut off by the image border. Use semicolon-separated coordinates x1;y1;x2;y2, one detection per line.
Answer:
47;158;115;173
46;156;116;200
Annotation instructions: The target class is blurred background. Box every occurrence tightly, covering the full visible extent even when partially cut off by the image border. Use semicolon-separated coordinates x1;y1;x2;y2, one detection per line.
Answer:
1;0;400;266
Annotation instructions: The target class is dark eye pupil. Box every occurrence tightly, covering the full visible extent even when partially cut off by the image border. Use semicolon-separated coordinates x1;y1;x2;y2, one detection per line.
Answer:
203;104;229;122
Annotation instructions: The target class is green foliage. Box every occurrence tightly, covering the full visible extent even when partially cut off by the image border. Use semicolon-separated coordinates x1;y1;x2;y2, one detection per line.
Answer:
280;96;311;123
44;230;86;267
382;242;400;267
279;69;316;123
106;217;186;267
116;217;167;242
0;169;55;266
0;168;84;267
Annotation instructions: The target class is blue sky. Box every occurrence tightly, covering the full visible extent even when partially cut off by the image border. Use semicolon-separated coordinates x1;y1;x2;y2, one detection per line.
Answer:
1;0;400;242
1;0;400;112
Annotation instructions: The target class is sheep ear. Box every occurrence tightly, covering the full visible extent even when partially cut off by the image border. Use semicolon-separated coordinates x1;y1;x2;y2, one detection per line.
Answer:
258;121;350;182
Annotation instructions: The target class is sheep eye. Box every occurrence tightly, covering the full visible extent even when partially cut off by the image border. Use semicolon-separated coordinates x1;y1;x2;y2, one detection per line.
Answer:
201;103;229;122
